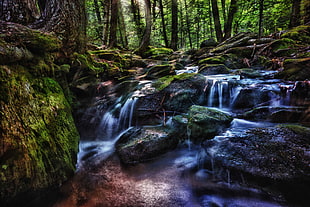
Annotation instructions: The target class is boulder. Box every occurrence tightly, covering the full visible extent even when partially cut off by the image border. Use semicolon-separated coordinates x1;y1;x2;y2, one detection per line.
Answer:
115;127;178;164
275;57;310;80
145;64;176;79
136;73;206;124
200;38;218;48
187;105;233;142
143;46;173;60
201;124;310;204
232;87;276;109
198;64;230;75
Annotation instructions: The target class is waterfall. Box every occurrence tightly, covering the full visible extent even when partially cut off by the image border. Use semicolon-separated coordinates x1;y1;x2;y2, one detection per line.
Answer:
205;75;240;108
97;97;137;140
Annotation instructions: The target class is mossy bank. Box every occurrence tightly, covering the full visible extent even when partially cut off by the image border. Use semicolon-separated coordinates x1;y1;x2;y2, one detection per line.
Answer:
0;23;79;206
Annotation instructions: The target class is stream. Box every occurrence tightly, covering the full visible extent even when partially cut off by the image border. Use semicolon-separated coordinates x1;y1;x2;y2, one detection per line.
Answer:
53;66;307;207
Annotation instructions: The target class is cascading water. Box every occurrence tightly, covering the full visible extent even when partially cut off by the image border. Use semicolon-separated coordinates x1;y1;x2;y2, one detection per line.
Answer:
205;74;240;109
97;96;137;140
77;95;138;166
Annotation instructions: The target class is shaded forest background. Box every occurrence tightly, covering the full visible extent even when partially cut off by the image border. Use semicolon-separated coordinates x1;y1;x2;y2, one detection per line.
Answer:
85;0;310;51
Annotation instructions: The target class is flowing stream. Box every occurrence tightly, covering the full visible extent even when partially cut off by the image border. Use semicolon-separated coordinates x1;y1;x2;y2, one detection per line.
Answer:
55;66;302;207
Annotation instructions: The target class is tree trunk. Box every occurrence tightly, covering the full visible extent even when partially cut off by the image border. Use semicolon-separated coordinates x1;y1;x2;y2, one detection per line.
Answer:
93;0;103;40
0;0;87;54
223;0;238;40
221;0;226;24
302;0;310;24
258;0;264;38
184;0;192;48
137;0;152;55
289;0;301;28
159;0;168;47
211;0;223;42
102;0;111;46
0;0;40;25
130;0;144;40
118;1;128;49
109;0;119;48
171;0;178;50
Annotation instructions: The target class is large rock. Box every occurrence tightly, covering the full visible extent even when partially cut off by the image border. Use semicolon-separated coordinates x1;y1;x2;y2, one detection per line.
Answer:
115;127;178;164
232;87;276;109
0;67;79;206
276;57;310;80
187;105;233;142
201;124;310;205
198;64;230;75
136;73;206;125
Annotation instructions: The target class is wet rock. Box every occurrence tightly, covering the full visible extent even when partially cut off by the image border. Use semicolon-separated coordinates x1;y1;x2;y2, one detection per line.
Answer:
201;125;310;205
290;81;310;105
242;106;306;123
232;87;275;109
187;105;233;142
115;127;178;164
199;64;230;75
136;73;206;124
276;57;310;80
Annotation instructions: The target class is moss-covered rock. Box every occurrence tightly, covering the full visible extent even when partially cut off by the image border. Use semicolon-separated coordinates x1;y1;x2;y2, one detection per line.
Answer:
275;57;310;80
198;64;230;75
198;56;225;65
145;64;176;79
281;25;310;44
187;105;233;142
143;46;173;60
0;65;79;205
115;126;178;164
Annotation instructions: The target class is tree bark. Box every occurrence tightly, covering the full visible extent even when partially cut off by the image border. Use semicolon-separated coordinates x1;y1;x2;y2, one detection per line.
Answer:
171;0;178;50
258;0;264;39
29;0;87;54
211;0;223;42
131;0;144;40
137;0;152;55
109;0;119;48
0;0;40;24
159;0;168;47
223;0;238;40
289;0;301;28
184;0;192;48
102;0;111;46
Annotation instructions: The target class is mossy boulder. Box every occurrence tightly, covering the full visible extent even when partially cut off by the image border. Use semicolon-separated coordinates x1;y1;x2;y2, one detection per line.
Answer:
143;46;173;60
115;127;178;164
187;105;233;142
0;65;79;205
136;73;205;124
232;68;263;78
145;64;176;79
198;56;225;65
198;64;230;75
200;38;218;48
281;25;310;44
275;57;310;80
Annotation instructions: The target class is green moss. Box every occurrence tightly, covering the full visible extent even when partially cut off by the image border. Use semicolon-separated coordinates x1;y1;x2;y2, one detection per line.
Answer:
0;66;79;201
152;73;196;91
281;25;310;44
198;56;225;65
277;124;310;135
144;46;173;59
